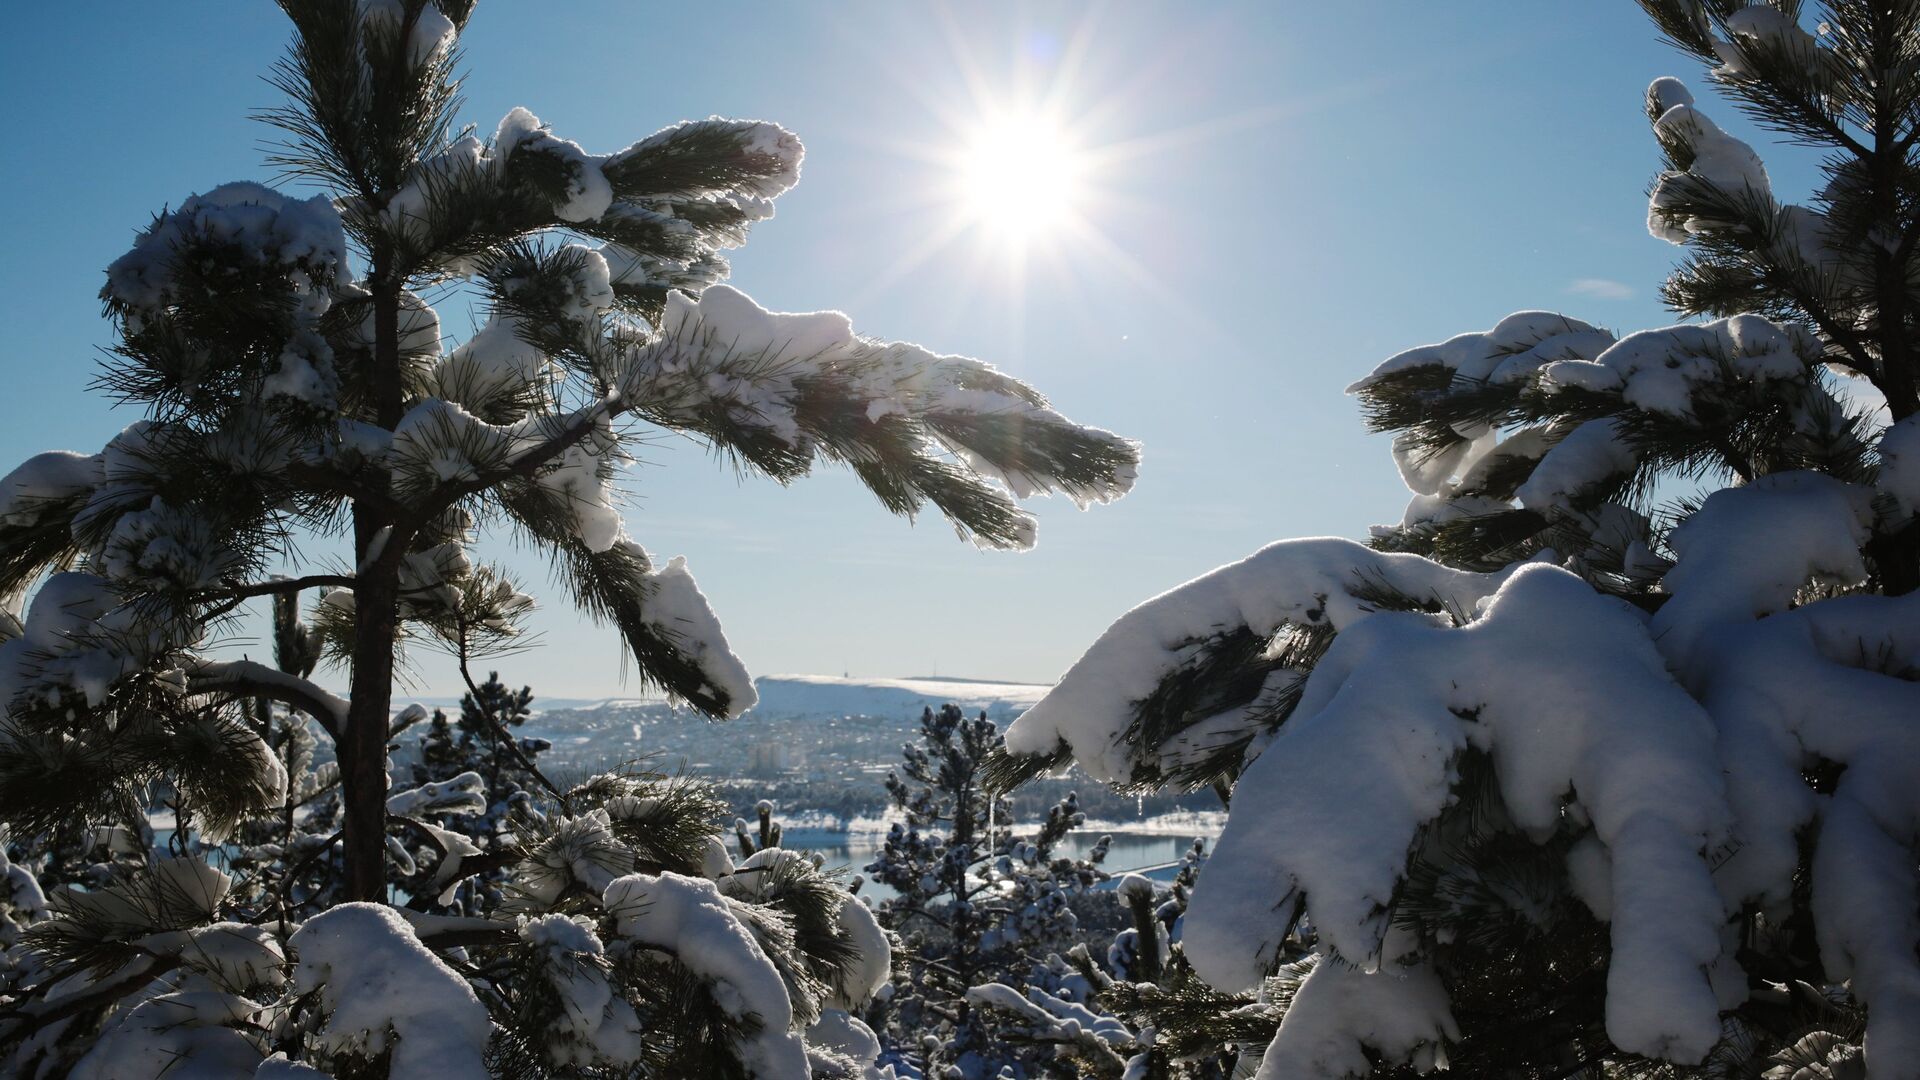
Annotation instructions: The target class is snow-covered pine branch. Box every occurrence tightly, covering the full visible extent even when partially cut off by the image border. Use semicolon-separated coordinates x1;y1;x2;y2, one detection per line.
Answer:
994;6;1920;1074
0;0;1138;1073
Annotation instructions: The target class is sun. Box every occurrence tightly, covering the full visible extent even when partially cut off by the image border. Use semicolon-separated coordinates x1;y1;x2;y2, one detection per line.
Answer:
958;111;1086;241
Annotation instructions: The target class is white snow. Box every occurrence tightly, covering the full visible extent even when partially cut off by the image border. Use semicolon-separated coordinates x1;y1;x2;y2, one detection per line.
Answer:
1652;472;1873;678
827;894;892;1011
633;550;756;715
0;572;178;711
386;770;487;817
434;313;546;413
359;0;456;67
966;982;1133;1047
808;1008;890;1080
104;181;347;322
139;922;285;992
1539;315;1818;419
1878;414;1920;518
1254;953;1456;1079
96;496;242;591
1168;564;1732;1062
288;902;492;1080
70;988;267;1080
494;107;613;223
618;284;1137;525
1351;311;1613;390
0;451;99;528
1004;537;1515;784
1646;85;1771;241
518;913;644;1066
603;871;808;1078
1637;472;1920;1070
262;329;340;411
1514;419;1636;512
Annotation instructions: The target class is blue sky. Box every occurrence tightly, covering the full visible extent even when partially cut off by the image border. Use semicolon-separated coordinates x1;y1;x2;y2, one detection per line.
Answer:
0;4;1827;698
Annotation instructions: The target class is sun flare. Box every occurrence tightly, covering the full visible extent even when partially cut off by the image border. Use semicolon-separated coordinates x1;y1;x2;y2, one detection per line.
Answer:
958;112;1085;241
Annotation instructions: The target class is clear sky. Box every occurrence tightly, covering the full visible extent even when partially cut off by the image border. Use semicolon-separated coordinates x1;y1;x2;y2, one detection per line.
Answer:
0;4;1827;699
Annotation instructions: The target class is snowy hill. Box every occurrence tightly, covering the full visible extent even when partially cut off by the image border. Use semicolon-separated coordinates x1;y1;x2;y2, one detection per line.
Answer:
744;674;1049;720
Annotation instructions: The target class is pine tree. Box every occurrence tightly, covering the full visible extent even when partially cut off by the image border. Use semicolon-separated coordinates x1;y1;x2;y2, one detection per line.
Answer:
994;3;1920;1077
0;2;1135;1075
864;704;1118;1078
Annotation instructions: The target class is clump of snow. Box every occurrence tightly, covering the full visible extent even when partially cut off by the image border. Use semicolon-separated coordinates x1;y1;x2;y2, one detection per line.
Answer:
262;328;341;412
47;855;232;944
134;922;286;992
1652;472;1872;679
385;398;629;552
526;413;623;552
1633;472;1920;1067
1004;537;1515;783
1514;419;1636;512
518;913;644;1067
95;496;242;591
554;243;614;320
0;572;184;711
0;843;47;922
359;0;457;67
1647;86;1771;241
808;1009;889;1080
828;894;892;1011
1539;315;1818;419
1347;313;1616;499
0;451;99;529
1254;952;1456;1079
1352;311;1614;391
1645;76;1694;118
514;811;630;906
630;549;756;715
966;982;1133;1048
104;181;346;323
618;284;1137;522
1878;414;1920;518
1715;6;1827;83
603;872;808;1078
388;398;513;489
386;770;487;817
288;902;492;1080
494;107;613;223
69;989;268;1080
1170;564;1731;1062
433;314;546;413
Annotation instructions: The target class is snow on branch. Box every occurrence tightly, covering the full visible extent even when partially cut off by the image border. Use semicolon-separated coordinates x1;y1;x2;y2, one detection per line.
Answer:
187;658;349;741
1165;564;1732;1062
287;903;493;1080
617;284;1138;547
103;181;347;328
1253;953;1455;1079
1538;314;1821;421
1003;537;1514;784
604;871;810;1078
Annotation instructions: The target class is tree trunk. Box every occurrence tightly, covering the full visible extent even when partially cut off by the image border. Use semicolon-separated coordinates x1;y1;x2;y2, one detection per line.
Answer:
341;266;405;902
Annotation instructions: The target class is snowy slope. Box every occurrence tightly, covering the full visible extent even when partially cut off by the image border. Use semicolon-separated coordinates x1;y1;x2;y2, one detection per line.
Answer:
744;674;1049;720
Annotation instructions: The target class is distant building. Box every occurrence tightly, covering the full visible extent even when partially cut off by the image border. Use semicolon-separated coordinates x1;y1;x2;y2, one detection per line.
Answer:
747;740;803;776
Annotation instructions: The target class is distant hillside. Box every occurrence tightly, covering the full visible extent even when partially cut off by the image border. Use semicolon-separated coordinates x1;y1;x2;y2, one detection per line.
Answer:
745;674;1049;720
